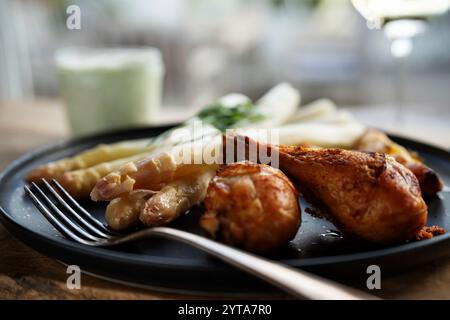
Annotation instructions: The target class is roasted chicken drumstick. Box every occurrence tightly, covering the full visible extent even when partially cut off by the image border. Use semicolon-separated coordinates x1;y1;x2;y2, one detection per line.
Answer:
354;129;443;199
201;162;300;253
230;136;428;244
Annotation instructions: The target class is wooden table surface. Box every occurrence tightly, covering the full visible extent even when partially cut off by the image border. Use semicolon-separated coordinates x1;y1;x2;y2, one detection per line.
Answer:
1;100;450;300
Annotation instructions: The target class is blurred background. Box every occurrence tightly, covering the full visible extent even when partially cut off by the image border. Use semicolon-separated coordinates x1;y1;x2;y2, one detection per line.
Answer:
2;0;450;105
0;0;449;166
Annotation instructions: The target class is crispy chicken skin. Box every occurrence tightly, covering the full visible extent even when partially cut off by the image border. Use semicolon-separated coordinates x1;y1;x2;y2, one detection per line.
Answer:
200;162;300;253
354;129;443;198
277;145;427;244
227;135;428;244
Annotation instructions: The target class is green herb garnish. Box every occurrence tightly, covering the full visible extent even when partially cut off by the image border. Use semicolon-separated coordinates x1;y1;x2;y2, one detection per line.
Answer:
197;101;265;132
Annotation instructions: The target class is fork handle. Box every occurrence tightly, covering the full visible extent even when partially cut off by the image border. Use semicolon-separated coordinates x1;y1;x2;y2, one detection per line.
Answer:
146;227;379;300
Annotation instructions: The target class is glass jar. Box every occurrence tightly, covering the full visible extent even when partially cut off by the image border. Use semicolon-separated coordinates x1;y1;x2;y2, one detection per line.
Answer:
56;47;164;136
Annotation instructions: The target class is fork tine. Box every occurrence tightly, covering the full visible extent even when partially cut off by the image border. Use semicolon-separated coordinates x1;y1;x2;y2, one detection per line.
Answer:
24;185;93;245
50;179;119;236
30;182;102;242
41;179;112;239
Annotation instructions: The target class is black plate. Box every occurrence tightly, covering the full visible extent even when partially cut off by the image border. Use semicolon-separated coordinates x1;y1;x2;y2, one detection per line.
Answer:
0;126;449;296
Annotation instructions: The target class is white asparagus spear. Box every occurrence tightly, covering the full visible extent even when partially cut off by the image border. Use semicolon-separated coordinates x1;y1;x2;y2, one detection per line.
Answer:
27;138;153;182
57;152;147;199
90;144;219;202
104;167;215;230
105;189;156;230
235;82;300;128
304;110;356;125
240;122;366;148
284;98;336;124
140;168;216;227
277;122;366;148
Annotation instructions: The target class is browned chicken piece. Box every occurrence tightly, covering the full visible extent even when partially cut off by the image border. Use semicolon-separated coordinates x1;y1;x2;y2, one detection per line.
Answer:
201;162;301;254
414;226;446;241
353;129;443;199
227;135;428;244
279;146;427;244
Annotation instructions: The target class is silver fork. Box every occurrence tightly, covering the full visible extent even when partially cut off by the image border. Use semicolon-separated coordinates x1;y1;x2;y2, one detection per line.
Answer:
25;178;379;300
